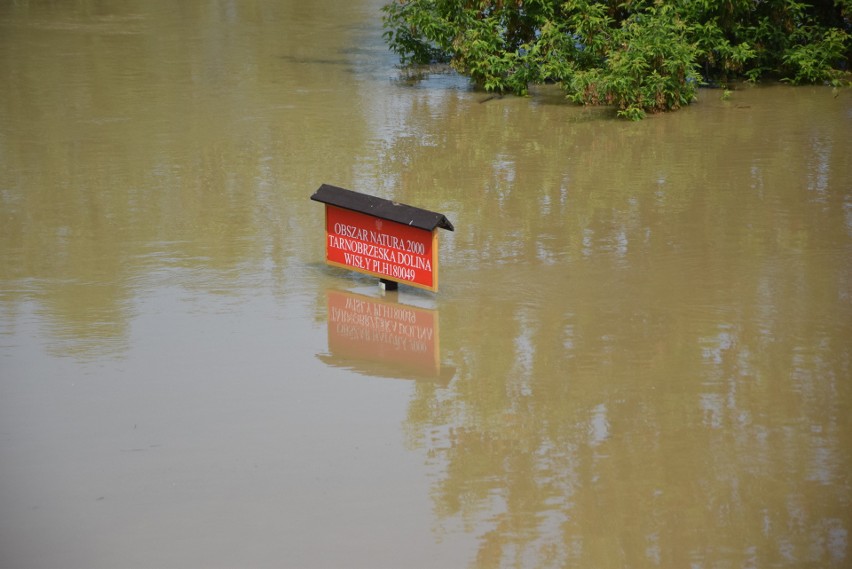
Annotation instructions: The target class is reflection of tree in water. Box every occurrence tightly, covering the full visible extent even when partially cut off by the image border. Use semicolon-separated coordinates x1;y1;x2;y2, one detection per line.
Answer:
0;0;375;358
407;289;850;566
390;88;851;567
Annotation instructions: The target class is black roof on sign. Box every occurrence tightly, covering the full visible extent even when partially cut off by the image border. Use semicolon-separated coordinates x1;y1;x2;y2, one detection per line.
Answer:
310;184;454;232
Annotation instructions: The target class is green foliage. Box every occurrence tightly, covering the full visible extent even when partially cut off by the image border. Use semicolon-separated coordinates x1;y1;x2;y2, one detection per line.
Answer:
381;0;454;65
565;3;702;119
782;25;850;84
381;0;851;118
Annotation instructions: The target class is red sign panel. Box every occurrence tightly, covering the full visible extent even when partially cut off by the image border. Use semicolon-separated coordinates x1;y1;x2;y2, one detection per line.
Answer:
324;205;439;291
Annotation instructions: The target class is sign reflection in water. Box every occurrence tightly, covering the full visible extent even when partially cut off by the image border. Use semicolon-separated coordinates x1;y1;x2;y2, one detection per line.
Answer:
320;289;453;384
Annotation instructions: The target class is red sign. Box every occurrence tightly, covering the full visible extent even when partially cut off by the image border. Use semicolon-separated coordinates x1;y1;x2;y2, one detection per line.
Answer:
324;205;440;291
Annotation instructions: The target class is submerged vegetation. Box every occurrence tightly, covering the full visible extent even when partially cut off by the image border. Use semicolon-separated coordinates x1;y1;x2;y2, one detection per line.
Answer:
381;0;851;118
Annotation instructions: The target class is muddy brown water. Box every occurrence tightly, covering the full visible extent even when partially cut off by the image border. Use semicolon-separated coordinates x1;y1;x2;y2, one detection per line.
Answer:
1;1;850;568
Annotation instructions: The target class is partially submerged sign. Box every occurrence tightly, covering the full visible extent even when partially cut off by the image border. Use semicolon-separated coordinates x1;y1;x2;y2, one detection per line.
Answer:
310;184;454;292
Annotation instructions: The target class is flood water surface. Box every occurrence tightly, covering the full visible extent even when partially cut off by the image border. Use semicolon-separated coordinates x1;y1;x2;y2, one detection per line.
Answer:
1;1;851;568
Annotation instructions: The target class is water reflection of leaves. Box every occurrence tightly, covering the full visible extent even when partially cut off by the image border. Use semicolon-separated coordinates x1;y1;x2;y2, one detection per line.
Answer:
382;86;851;568
0;0;376;358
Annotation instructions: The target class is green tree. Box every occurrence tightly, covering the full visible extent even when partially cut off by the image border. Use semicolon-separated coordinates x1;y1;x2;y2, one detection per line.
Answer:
382;0;851;118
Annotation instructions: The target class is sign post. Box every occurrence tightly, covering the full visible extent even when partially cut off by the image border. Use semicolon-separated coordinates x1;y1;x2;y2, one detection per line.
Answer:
311;184;454;292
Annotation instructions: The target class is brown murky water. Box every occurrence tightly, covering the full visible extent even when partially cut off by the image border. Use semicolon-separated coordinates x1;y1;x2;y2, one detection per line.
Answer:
1;1;850;568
